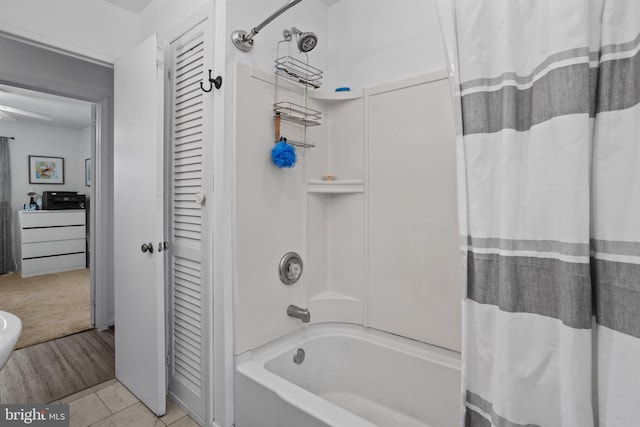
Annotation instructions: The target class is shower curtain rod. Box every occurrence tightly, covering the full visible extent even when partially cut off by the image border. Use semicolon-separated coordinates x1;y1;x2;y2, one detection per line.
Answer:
231;0;303;52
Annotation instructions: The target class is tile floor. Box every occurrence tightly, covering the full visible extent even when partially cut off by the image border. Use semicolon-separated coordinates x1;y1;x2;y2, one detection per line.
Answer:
52;379;199;427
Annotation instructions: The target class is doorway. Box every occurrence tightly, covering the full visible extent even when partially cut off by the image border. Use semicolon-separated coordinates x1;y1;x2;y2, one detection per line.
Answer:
0;34;115;330
0;83;117;404
0;84;95;349
0;33;115;403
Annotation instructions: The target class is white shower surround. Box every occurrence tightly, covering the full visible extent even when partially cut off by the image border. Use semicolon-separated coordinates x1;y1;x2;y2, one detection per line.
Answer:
226;1;460;425
232;63;460;354
235;323;461;427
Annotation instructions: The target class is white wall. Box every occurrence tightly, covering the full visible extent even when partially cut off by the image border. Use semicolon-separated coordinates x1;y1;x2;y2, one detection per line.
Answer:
0;0;215;64
4;122;88;211
1;120;89;266
232;64;308;355
137;0;210;43
367;75;461;351
225;0;445;93
326;0;446;90
0;0;138;63
81;126;92;164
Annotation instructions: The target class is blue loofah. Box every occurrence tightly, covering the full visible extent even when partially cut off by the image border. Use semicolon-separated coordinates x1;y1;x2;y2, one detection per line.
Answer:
271;139;297;168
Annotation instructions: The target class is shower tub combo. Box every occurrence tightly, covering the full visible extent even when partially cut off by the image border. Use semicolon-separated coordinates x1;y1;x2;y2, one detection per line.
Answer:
235;323;461;427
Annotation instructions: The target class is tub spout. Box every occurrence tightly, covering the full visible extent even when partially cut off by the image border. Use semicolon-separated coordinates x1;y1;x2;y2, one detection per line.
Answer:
287;305;310;323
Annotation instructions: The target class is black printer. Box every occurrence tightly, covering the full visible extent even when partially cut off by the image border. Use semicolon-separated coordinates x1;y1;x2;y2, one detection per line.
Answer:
41;191;86;210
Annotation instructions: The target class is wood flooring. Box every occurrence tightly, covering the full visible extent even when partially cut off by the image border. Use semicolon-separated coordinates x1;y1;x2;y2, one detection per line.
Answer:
0;328;114;404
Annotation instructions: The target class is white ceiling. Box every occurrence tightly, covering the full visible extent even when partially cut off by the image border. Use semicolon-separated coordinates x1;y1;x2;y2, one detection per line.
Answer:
0;85;92;129
103;0;154;14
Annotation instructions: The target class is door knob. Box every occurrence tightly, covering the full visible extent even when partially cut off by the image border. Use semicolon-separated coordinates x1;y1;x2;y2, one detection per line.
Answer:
195;191;206;205
158;241;169;252
141;242;154;254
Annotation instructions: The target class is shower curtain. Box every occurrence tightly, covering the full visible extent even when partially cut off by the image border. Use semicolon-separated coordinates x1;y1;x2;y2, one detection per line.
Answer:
0;136;15;275
437;0;640;426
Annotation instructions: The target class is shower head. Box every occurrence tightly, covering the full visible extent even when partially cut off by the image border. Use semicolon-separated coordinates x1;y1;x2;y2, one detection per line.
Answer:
296;31;317;53
283;27;318;53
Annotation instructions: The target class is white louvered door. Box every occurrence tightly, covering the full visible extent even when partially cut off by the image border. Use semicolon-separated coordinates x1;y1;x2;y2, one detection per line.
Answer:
166;21;209;422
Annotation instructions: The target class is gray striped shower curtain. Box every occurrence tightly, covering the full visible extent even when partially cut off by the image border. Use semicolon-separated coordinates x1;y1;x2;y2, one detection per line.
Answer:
437;1;640;426
0;136;14;275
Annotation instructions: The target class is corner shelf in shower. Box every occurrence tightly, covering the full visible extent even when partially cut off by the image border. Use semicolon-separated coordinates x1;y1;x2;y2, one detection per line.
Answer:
308;89;365;103
308;291;360;303
307;179;364;194
307;291;363;324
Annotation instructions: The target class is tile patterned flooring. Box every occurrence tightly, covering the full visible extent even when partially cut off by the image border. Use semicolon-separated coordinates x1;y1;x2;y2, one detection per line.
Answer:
55;379;198;427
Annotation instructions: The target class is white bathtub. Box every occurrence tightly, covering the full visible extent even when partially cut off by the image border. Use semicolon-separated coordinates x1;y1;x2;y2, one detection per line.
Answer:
235;323;461;427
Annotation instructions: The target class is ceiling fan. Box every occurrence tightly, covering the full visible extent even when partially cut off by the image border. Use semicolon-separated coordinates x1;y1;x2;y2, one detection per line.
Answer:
0;104;53;122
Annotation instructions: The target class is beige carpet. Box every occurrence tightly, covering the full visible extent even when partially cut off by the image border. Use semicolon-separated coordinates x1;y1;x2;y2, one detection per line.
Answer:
0;269;91;349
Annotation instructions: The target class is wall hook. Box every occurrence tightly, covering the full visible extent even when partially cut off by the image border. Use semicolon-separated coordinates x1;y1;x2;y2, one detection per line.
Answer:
200;69;222;92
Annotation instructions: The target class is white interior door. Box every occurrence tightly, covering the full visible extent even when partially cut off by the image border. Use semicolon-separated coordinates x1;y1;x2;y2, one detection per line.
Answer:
166;21;209;423
114;34;167;416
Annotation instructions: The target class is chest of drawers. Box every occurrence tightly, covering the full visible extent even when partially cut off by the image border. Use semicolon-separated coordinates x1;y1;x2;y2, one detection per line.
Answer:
18;210;86;278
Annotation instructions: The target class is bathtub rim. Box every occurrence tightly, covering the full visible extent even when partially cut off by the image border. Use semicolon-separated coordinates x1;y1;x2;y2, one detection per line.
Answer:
235;322;461;427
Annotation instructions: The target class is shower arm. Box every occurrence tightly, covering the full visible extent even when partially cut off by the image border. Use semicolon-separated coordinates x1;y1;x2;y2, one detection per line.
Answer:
231;0;303;52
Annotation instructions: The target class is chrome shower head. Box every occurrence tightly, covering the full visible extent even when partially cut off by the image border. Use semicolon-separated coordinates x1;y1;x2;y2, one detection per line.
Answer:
297;31;317;52
283;27;318;53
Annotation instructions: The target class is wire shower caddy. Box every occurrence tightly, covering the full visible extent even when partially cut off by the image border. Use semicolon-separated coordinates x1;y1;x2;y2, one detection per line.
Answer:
273;39;323;148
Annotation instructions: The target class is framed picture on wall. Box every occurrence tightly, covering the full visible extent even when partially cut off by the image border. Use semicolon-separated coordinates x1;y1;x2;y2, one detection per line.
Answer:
85;158;91;187
28;155;64;184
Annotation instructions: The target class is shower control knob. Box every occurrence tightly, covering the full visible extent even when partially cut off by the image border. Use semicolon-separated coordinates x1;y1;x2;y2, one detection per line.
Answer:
279;252;303;285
